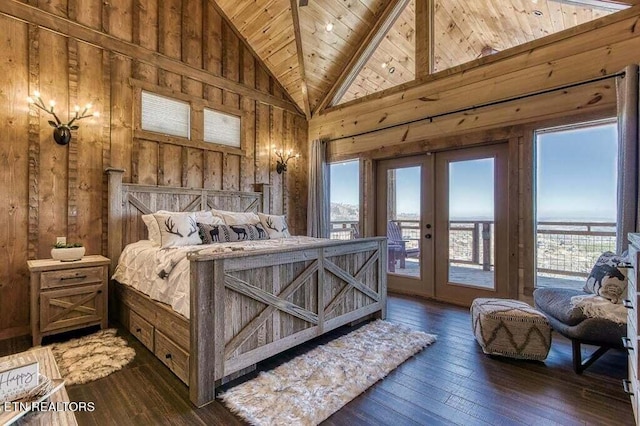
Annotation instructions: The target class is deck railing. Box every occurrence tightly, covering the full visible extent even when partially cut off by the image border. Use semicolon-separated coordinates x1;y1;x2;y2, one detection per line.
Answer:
330;219;617;278
329;220;360;240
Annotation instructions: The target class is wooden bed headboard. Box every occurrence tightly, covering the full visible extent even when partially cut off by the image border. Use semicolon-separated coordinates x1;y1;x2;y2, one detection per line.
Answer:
106;168;270;272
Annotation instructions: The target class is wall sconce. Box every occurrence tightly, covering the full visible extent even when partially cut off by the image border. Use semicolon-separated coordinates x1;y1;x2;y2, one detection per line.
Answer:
27;91;100;145
274;148;300;174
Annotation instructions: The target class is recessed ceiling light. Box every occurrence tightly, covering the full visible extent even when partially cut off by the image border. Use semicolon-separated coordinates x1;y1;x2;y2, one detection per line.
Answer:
533;9;543;16
381;62;387;68
325;22;334;32
388;67;395;74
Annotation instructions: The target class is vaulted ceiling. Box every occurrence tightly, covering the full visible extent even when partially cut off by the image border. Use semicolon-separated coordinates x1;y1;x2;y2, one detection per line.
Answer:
213;0;629;117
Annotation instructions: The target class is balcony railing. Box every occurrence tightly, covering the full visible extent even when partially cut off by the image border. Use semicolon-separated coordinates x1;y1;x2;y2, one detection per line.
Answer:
330;219;617;278
329;220;360;240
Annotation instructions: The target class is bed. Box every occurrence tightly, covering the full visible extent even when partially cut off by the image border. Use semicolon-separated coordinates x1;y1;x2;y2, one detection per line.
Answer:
106;168;387;407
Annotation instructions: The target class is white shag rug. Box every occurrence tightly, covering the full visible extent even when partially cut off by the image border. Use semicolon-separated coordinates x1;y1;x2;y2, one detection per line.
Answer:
219;320;436;426
47;329;136;385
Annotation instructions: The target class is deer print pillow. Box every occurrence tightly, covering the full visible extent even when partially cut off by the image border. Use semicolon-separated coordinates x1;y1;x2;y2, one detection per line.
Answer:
583;251;628;303
154;212;202;248
198;223;269;244
258;213;291;239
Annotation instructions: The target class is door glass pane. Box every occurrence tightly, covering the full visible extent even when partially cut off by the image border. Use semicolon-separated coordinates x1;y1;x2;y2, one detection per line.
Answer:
448;158;495;289
386;167;421;278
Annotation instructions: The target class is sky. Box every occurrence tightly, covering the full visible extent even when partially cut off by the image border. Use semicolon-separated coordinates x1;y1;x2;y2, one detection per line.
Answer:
330;121;618;222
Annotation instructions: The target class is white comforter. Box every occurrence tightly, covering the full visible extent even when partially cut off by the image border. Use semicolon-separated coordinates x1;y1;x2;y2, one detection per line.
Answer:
112;237;327;318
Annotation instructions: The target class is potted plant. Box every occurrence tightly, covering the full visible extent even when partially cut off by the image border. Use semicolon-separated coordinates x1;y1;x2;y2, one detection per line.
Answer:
51;242;85;262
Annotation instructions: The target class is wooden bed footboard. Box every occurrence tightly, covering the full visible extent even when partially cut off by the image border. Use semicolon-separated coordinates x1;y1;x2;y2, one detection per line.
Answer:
188;237;387;406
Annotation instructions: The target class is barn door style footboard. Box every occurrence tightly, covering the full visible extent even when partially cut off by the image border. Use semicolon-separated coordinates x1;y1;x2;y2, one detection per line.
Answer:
188;238;387;406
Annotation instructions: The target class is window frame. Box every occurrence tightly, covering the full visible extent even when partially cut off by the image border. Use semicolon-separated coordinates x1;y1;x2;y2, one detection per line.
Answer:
328;158;363;240
132;79;245;155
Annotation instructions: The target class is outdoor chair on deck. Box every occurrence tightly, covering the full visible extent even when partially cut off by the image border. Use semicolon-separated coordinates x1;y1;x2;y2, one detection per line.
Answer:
387;221;419;271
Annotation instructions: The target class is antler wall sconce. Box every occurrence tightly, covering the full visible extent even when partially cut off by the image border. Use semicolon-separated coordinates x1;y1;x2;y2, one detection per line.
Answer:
274;148;300;174
27;91;100;145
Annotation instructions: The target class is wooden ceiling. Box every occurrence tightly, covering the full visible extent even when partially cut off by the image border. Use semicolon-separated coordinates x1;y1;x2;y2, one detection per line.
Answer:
213;0;628;115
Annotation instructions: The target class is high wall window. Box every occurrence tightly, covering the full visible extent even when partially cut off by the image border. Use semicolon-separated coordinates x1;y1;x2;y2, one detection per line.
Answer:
141;91;190;139
535;119;618;288
136;84;243;154
329;160;360;240
204;108;241;148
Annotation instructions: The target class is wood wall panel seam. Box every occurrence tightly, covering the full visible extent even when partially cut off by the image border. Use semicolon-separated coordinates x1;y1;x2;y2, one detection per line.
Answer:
28;24;40;260
0;0;302;115
67;38;79;241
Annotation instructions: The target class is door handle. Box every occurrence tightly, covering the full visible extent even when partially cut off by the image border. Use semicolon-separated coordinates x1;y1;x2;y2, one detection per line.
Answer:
425;234;432;239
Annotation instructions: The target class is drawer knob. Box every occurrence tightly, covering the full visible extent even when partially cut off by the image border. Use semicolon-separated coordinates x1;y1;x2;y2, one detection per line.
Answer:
135;328;141;333
165;353;172;360
622;337;634;351
623;379;634;396
623;300;634;310
60;274;87;281
97;290;102;294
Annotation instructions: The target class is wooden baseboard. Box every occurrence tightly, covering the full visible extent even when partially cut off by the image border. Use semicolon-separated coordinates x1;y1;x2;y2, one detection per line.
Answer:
0;325;30;341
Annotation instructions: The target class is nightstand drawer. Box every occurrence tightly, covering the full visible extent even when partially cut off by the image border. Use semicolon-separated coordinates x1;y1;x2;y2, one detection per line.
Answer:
155;330;189;384
130;311;154;351
41;266;104;289
40;284;105;333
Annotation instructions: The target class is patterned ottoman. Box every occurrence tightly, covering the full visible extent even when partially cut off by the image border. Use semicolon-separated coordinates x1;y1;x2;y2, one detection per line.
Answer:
471;298;552;360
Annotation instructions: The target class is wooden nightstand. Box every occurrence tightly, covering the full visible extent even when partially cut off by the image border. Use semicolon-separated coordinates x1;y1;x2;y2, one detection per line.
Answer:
27;255;110;346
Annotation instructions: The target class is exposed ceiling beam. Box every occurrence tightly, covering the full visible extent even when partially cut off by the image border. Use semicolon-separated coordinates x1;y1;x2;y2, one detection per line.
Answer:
553;0;638;10
415;0;434;79
206;0;304;116
313;0;411;115
290;0;311;119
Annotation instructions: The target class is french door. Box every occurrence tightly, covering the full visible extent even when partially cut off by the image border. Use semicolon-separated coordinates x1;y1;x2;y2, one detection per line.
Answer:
377;144;510;305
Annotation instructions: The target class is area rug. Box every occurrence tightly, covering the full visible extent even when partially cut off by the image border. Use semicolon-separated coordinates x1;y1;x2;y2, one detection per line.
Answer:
47;329;136;385
219;320;436;426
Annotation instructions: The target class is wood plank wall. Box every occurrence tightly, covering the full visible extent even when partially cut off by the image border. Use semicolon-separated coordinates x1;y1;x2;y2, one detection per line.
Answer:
0;0;308;339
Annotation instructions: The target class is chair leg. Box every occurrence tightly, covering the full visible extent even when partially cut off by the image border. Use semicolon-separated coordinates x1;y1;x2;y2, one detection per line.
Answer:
572;340;582;374
571;339;611;374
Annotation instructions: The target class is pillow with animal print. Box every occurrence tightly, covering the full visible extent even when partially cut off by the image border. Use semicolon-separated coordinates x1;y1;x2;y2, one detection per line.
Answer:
198;223;269;244
154;212;202;248
258;213;291;239
583;251;629;303
143;210;222;246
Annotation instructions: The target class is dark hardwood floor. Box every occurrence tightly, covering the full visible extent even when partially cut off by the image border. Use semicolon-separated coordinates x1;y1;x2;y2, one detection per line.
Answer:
1;294;633;425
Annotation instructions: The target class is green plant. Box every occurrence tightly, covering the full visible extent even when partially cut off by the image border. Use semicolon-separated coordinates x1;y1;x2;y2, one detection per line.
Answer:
53;242;83;249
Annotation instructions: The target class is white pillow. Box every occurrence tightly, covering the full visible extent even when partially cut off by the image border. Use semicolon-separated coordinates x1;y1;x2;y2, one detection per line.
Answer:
258;213;291;238
143;210;221;245
154;212;202;248
195;210;224;225
142;214;162;246
212;209;260;226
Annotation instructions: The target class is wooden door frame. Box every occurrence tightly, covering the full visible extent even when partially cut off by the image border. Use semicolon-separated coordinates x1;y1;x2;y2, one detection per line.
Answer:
376;155;435;298
433;142;515;306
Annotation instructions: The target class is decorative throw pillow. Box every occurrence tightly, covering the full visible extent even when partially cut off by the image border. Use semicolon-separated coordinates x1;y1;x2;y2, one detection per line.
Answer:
258;213;291;238
143;210;221;245
198;223;269;243
583;251;628;304
212;209;261;226
154;213;202;248
194;210;224;226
